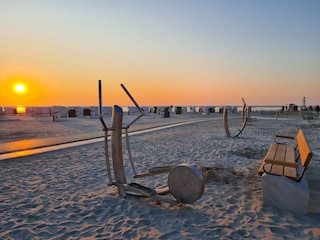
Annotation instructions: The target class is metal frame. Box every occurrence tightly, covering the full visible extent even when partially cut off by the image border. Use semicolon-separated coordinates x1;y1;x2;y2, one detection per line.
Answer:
98;81;204;205
223;98;248;138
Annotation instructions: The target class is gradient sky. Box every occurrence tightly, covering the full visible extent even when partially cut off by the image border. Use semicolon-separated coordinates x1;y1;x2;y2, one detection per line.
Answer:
1;0;319;107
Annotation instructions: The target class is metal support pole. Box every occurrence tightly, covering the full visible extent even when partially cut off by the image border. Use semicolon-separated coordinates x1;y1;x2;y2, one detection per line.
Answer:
125;128;137;176
111;105;127;195
120;83;144;128
98;80;102;116
241;98;246;122
99;116;113;185
223;108;231;137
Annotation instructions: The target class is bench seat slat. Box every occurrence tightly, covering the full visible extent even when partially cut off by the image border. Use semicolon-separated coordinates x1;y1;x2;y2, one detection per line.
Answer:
269;163;284;176
283;145;296;178
266;143;278;160
283;166;296;179
269;144;286;176
274;144;286;162
258;143;277;175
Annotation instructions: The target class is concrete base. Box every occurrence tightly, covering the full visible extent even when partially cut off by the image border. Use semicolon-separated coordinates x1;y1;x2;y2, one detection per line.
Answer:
262;173;309;214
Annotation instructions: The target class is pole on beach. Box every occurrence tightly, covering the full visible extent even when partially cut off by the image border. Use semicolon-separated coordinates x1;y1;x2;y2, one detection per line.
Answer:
98;80;113;185
120;83;144;128
223;108;231;137
98;79;102;116
111;105;127;195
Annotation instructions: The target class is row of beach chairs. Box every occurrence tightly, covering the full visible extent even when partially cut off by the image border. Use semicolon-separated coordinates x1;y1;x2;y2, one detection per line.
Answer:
1;105;230;118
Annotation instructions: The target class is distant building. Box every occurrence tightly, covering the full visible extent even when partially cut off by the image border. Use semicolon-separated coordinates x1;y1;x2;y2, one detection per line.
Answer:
286;103;297;111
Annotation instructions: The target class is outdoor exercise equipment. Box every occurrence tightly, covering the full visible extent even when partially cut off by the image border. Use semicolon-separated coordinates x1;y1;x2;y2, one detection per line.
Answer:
98;81;205;204
223;98;249;138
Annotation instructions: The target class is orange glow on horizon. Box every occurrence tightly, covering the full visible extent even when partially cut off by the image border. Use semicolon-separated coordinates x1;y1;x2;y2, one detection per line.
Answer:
0;67;316;107
16;105;26;113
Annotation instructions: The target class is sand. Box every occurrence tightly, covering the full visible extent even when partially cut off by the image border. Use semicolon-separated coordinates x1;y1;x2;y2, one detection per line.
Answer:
0;112;320;239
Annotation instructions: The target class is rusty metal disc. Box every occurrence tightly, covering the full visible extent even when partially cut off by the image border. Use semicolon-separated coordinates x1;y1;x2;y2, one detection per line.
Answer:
168;164;205;204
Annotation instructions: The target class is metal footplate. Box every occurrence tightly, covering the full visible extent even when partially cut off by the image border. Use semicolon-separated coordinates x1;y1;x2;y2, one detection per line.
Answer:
125;182;178;205
126;182;156;196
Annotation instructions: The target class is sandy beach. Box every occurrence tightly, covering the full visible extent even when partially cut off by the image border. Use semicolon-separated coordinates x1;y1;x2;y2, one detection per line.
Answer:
1;112;320;239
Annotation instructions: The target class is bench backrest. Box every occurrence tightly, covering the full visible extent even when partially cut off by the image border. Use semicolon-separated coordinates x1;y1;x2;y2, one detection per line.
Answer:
297;129;313;168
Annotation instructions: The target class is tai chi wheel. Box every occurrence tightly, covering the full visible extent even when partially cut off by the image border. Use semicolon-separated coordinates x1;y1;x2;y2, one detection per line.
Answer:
168;164;205;204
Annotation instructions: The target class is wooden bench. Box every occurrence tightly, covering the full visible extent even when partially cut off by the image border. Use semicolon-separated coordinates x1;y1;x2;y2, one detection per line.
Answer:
258;129;313;214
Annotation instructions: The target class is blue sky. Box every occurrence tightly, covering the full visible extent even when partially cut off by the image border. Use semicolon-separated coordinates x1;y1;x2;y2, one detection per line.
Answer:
1;0;319;106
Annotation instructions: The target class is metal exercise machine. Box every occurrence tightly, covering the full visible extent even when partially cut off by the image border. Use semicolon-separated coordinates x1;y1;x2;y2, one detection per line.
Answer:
98;81;205;204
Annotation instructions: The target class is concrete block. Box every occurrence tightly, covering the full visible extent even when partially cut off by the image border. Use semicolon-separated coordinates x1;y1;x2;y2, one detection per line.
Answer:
262;173;309;214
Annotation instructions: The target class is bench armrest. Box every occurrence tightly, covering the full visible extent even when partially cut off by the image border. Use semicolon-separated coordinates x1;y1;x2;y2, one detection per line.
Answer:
275;134;295;139
275;134;296;144
264;159;298;168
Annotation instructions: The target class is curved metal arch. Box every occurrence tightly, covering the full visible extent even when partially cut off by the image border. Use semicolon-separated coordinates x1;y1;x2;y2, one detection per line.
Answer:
223;98;248;138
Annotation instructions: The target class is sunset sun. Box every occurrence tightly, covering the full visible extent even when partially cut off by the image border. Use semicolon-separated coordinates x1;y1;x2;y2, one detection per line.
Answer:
13;83;28;95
